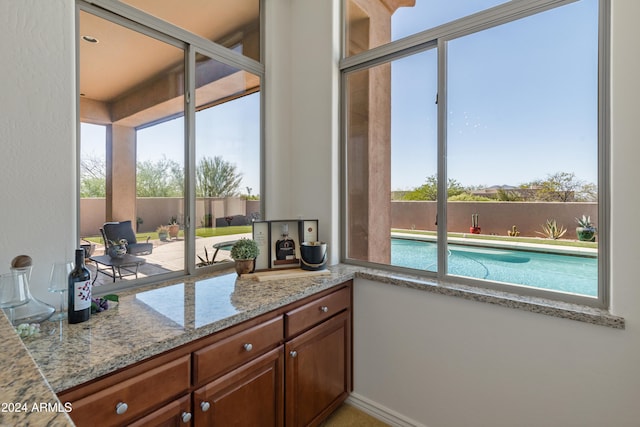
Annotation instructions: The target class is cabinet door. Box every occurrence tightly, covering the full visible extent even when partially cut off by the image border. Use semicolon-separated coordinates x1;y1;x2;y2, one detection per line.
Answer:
128;394;192;427
285;311;351;427
193;347;284;427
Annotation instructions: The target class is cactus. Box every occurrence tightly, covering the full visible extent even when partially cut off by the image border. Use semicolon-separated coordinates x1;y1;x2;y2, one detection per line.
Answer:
508;225;520;237
536;219;567;240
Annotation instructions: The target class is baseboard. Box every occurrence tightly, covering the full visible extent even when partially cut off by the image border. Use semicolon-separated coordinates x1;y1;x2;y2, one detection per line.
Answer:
346;392;428;427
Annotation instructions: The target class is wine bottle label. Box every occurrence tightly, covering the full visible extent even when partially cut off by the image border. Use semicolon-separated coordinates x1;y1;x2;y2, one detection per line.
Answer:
73;280;91;311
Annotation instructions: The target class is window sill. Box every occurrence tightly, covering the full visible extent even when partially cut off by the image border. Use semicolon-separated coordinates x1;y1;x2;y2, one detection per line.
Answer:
346;265;624;329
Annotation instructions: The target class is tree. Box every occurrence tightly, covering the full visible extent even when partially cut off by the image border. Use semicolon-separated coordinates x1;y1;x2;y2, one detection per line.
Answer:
403;175;464;201
196;156;243;197
137;157;184;197
80;155;106;197
522;172;597;202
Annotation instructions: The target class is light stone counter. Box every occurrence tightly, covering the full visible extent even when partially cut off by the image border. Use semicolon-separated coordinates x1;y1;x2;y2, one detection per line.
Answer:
0;263;624;426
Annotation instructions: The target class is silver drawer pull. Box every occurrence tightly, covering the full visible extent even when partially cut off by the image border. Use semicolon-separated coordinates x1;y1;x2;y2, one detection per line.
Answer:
320;306;329;313
243;343;253;352
181;412;192;423
201;401;211;412
115;402;128;415
290;350;298;358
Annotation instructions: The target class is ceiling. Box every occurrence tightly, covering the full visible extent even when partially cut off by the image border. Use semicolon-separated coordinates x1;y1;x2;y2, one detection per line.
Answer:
79;0;259;103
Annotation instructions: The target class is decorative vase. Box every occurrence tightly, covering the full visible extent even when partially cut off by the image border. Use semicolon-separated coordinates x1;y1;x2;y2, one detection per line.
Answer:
234;259;255;277
107;245;127;259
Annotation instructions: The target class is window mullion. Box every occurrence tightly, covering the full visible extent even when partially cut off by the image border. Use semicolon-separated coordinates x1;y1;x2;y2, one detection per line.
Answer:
436;39;448;278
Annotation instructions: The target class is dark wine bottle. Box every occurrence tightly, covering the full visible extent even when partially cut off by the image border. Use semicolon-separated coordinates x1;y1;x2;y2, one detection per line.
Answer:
68;249;91;324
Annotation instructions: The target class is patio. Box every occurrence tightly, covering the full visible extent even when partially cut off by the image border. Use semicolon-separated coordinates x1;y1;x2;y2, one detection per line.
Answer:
88;232;251;287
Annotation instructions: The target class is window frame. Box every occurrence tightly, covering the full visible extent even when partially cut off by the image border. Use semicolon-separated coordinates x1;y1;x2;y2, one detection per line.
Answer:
76;0;266;286
340;0;610;308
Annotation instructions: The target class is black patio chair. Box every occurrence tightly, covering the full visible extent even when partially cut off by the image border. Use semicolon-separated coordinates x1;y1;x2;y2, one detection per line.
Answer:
101;220;153;256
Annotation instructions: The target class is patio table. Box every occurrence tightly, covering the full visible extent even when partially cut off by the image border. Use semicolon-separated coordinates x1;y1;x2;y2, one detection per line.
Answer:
89;254;146;284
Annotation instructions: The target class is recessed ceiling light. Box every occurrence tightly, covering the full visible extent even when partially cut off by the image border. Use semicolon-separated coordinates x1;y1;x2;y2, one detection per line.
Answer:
82;35;99;44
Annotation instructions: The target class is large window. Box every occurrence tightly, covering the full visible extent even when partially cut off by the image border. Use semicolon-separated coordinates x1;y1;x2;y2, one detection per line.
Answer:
78;1;263;287
342;0;608;307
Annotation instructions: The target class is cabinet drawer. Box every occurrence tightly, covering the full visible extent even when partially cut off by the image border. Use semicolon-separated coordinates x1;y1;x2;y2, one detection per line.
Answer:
67;354;190;427
194;316;283;385
285;286;350;338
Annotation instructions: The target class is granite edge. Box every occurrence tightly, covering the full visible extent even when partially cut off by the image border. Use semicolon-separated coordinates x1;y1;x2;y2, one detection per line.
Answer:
353;267;625;329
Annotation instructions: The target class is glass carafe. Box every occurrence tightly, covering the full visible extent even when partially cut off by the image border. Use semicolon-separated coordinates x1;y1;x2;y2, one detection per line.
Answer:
2;266;55;325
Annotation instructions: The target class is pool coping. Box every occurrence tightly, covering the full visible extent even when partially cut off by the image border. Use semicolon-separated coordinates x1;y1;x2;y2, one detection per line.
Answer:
391;231;598;256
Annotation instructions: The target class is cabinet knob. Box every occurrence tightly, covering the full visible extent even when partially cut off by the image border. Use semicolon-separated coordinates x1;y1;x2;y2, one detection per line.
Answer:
243;343;253;352
115;402;128;415
200;401;211;412
181;412;192;423
320;306;329;313
290;350;298;358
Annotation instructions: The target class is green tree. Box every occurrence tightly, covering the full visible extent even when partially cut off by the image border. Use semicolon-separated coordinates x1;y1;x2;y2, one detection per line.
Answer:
137;157;184;197
522;171;596;202
403;175;464;201
80;155;106;197
196;156;243;197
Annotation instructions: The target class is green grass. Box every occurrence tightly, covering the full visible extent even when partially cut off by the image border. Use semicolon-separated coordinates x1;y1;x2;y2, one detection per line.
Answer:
391;228;598;249
82;226;252;245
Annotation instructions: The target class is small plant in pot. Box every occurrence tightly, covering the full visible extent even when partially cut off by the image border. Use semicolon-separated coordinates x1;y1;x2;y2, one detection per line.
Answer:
230;238;260;276
157;225;169;242
576;215;597;242
168;217;180;239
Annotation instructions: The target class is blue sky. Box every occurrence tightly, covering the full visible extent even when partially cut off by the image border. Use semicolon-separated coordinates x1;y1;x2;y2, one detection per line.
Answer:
390;0;598;189
83;0;598;194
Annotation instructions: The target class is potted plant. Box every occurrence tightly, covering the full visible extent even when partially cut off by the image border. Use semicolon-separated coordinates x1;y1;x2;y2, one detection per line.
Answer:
230;238;260;276
157;225;169;242
576;215;596;242
107;238;127;259
168;217;180;239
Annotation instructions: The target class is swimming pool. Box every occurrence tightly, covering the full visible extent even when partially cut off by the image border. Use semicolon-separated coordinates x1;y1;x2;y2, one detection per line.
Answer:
391;238;597;296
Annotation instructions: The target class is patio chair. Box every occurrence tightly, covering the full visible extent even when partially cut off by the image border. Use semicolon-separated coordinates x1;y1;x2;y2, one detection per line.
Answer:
101;220;153;256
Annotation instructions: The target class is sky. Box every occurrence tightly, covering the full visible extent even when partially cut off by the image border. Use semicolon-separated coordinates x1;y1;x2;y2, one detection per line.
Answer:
82;0;599;194
390;0;599;189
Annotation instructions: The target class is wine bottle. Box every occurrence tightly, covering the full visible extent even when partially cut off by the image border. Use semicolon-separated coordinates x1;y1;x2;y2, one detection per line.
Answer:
68;249;91;324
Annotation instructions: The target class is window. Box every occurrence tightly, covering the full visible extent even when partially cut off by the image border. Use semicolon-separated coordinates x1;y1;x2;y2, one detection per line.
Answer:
78;1;263;286
342;0;608;307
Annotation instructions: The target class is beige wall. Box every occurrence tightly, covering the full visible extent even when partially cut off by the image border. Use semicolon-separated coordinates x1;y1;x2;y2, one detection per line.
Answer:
80;197;258;236
392;201;598;239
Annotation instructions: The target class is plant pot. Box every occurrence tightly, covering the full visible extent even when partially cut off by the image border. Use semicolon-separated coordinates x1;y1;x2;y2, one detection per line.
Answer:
576;227;596;242
470;227;481;234
107;245;126;259
159;232;168;241
234;259;255;277
168;224;179;239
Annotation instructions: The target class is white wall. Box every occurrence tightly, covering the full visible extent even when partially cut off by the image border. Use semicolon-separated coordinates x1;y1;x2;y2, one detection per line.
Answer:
265;0;341;264
0;0;76;305
3;0;640;425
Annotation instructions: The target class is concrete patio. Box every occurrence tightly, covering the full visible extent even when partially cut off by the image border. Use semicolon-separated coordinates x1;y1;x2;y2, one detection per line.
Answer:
88;232;251;287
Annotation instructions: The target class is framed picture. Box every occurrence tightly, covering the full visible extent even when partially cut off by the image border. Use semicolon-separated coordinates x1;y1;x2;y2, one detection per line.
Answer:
252;219;319;270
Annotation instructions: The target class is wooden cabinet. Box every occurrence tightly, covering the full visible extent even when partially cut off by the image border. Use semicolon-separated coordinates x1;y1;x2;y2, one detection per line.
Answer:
193;347;284;426
128;395;192;427
285;311;351;427
59;281;352;427
59;354;191;427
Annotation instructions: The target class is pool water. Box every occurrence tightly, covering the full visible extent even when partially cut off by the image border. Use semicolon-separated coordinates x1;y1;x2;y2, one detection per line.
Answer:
391;238;597;296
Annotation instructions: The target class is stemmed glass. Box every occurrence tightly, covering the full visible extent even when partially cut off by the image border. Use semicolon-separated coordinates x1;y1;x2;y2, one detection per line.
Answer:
48;261;73;320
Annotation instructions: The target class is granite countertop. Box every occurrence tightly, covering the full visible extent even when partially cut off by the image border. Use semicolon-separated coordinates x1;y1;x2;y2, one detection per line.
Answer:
0;265;357;426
